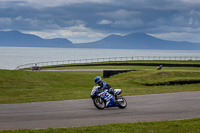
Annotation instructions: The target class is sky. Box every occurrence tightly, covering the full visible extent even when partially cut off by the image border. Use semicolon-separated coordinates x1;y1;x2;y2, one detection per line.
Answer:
0;0;200;43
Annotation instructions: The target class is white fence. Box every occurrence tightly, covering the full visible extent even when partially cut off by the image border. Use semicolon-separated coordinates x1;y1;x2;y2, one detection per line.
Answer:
15;56;200;70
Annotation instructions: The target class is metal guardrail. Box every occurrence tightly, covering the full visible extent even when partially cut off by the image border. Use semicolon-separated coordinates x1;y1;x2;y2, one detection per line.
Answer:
15;56;200;70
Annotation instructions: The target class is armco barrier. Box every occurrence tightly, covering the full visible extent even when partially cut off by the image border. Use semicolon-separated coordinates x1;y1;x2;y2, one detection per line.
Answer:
15;56;200;70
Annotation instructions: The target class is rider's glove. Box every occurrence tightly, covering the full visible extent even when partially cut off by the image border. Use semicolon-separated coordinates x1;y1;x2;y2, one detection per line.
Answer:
97;86;102;92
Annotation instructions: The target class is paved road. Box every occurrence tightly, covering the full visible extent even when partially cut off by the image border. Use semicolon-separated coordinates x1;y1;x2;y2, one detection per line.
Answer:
0;91;200;130
40;69;152;72
41;69;143;71
41;69;106;71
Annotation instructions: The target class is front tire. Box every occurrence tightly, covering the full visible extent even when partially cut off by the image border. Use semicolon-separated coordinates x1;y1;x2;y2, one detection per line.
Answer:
117;96;127;109
93;96;105;109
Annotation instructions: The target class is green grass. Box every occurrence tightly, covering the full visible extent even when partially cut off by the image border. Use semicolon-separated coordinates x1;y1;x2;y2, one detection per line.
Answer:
42;65;200;71
0;68;200;104
0;70;102;103
44;60;200;67
106;70;200;96
1;61;200;132
110;70;200;84
112;60;200;64
1;118;200;133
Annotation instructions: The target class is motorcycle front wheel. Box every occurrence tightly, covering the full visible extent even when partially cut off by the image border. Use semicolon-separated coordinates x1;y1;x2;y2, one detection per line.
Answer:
93;96;105;109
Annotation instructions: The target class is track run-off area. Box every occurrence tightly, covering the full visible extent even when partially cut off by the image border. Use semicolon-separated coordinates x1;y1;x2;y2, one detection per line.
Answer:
0;91;200;130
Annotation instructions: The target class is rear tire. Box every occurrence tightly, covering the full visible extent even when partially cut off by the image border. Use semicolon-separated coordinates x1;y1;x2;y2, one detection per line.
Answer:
117;96;127;109
93;96;105;109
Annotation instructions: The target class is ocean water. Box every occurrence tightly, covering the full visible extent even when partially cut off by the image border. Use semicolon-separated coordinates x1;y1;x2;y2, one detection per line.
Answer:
0;47;200;70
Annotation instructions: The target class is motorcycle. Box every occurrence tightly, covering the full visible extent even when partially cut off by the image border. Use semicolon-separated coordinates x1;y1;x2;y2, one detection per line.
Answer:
90;86;127;109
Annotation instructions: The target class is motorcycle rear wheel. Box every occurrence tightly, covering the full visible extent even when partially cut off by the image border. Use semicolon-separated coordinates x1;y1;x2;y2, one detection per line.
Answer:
117;96;127;109
93;96;105;109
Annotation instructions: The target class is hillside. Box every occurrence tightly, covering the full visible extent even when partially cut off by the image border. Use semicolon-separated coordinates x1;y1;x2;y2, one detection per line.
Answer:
0;30;73;48
75;32;200;50
0;30;200;50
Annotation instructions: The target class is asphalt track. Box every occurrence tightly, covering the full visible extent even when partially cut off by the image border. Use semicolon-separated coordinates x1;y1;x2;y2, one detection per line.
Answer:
41;69;139;71
0;91;200;130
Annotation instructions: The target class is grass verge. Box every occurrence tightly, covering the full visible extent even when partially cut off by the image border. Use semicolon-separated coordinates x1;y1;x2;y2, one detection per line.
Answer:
0;68;200;104
1;118;200;133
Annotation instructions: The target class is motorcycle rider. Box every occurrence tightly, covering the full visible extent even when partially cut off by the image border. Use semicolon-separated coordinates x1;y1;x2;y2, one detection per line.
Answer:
94;76;117;105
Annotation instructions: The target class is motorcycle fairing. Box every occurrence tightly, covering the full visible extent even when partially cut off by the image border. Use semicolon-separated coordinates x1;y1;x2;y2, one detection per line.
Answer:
98;91;118;107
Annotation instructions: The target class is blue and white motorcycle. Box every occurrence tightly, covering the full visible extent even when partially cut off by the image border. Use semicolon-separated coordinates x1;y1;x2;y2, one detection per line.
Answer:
90;86;127;109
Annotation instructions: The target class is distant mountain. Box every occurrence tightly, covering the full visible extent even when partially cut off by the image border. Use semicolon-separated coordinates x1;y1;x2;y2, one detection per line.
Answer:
0;30;73;48
0;30;200;50
74;32;200;50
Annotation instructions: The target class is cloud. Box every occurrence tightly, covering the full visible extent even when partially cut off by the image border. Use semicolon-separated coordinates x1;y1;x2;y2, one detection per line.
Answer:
0;17;12;25
24;24;107;43
113;19;144;28
1;0;114;8
182;0;200;3
98;9;141;20
1;0;200;43
97;20;112;25
150;31;200;43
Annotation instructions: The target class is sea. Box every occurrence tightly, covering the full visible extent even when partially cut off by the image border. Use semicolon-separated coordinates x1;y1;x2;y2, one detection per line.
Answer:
0;47;200;70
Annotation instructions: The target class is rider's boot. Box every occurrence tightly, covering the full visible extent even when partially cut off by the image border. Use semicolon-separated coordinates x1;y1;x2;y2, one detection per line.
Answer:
110;88;118;103
114;94;118;100
114;94;118;103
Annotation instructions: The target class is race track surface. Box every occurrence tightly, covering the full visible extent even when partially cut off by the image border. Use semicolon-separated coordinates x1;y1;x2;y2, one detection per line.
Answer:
0;91;200;130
